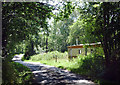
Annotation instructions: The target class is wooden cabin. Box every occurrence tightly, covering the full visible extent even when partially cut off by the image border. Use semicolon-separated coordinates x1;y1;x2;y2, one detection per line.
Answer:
67;42;101;58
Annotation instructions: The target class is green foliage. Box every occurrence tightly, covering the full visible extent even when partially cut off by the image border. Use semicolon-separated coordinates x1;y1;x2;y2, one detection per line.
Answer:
2;60;33;84
14;41;26;54
23;40;36;60
2;1;120;84
76;2;120;82
12;62;33;84
2;3;54;84
68;19;86;44
67;6;101;45
2;60;17;84
29;51;68;61
48;17;74;52
2;2;54;57
27;51;119;84
27;51;105;84
94;47;104;56
55;2;75;21
21;56;25;61
26;51;79;70
78;55;105;78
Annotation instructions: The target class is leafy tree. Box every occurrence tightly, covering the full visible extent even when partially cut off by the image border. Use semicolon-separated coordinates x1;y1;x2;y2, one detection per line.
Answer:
54;2;75;22
48;17;74;52
97;2;120;81
68;19;86;45
2;2;53;58
78;2;120;82
47;2;75;52
2;2;54;84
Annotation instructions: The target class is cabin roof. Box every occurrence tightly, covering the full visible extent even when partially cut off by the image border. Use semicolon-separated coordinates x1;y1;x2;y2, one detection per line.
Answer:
67;42;101;48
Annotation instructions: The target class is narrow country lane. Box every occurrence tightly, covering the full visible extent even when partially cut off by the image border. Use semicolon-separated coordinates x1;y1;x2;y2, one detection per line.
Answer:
15;61;97;85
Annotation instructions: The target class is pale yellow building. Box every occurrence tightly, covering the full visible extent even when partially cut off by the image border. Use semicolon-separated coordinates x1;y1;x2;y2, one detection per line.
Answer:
68;42;101;58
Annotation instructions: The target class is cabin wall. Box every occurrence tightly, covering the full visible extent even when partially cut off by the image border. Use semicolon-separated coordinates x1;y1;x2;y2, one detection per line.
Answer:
68;48;85;58
68;47;96;58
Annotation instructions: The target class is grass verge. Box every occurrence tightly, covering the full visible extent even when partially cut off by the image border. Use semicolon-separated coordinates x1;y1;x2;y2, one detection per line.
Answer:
2;60;33;84
24;51;119;85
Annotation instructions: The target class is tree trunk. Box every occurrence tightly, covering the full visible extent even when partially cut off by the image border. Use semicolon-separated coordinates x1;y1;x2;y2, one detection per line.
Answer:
30;40;34;55
46;37;48;53
102;2;110;68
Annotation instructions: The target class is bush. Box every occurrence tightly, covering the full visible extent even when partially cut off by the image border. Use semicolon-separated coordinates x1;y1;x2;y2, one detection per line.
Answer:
2;60;17;84
2;60;33;84
69;54;105;80
12;62;33;84
80;55;105;77
30;51;68;61
21;56;25;61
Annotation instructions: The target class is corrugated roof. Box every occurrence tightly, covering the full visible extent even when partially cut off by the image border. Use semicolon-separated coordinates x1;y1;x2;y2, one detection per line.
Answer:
68;42;101;48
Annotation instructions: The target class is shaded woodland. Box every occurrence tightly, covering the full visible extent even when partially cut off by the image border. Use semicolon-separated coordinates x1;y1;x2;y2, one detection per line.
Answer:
2;1;120;84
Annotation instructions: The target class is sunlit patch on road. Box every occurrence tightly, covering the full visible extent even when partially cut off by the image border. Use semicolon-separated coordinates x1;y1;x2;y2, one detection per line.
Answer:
12;54;24;61
16;61;96;85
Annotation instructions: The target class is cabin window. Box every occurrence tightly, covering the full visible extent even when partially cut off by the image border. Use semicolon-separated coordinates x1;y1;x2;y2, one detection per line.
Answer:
91;49;93;53
79;50;81;54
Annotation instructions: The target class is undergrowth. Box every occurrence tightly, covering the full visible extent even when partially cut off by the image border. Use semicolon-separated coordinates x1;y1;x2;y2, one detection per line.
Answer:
2;60;33;84
25;51;119;85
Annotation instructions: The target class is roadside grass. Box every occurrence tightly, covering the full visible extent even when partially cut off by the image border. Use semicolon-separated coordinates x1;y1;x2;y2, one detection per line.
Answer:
25;51;106;84
26;58;79;71
25;51;90;71
2;60;33;84
24;51;119;85
12;62;33;84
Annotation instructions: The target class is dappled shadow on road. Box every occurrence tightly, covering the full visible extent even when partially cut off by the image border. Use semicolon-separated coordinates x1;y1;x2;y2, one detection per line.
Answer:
16;61;96;85
31;66;95;85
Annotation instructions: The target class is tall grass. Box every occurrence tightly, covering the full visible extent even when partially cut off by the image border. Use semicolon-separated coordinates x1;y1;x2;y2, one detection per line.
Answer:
26;51;105;84
30;51;68;61
27;51;105;75
25;51;120;84
26;51;80;70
